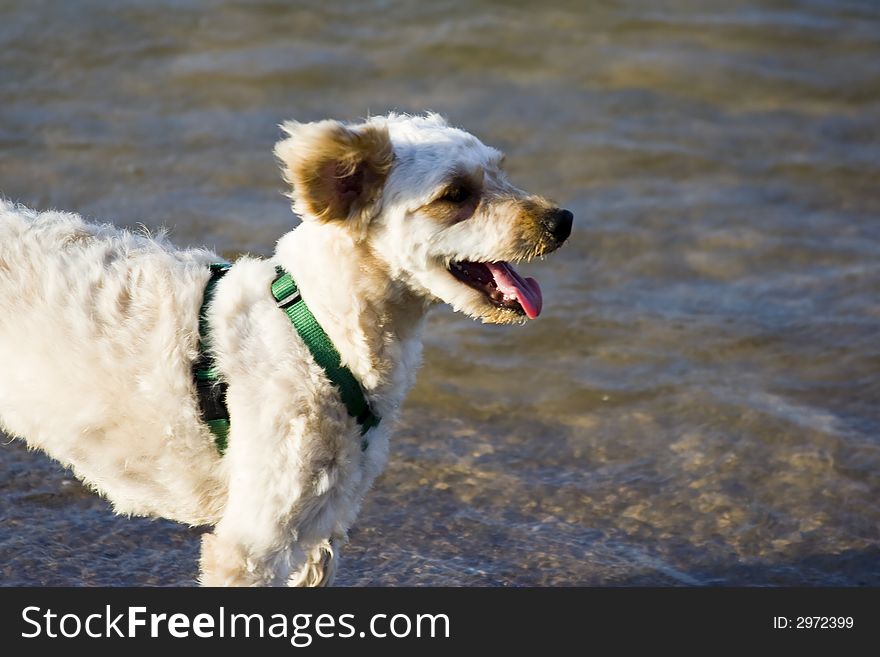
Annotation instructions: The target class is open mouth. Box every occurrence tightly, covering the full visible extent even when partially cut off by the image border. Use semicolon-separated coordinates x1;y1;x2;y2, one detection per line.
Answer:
448;261;543;319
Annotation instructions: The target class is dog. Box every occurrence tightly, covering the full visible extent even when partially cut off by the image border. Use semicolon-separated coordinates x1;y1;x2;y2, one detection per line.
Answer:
0;113;572;586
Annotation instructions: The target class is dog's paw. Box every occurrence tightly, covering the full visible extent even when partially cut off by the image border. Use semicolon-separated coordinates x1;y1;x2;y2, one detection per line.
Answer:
198;532;256;586
288;540;337;587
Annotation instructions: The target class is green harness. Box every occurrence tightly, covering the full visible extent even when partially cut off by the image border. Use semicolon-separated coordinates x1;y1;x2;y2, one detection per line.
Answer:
194;263;380;453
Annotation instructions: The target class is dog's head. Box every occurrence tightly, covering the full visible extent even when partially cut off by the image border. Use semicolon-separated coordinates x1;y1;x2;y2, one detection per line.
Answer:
274;113;572;324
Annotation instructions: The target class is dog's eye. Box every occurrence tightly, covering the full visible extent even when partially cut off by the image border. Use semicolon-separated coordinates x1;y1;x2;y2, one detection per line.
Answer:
439;186;471;204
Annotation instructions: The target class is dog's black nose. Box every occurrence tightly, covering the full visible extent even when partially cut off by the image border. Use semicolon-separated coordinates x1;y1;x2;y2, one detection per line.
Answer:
542;208;573;244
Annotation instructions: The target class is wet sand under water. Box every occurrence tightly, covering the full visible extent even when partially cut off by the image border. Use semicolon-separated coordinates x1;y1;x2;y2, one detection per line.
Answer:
3;403;878;586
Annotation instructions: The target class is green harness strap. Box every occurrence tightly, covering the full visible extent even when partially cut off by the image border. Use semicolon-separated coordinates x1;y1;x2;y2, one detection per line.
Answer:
271;267;380;450
195;264;380;453
194;263;232;452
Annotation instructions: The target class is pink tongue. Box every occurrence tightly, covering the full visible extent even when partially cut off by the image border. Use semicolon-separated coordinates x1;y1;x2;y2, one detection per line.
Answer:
485;262;543;319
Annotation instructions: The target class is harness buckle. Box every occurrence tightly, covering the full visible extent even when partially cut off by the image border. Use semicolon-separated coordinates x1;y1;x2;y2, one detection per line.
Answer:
276;289;302;310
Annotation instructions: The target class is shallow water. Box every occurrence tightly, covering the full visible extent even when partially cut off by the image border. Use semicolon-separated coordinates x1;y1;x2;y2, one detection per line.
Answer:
1;0;879;586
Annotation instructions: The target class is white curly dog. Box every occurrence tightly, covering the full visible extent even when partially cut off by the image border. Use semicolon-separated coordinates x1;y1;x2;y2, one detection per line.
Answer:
0;113;572;586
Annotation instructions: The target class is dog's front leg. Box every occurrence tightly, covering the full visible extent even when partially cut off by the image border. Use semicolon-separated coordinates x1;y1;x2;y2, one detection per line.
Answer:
197;415;356;587
197;436;307;586
199;512;307;587
200;515;340;587
199;531;287;587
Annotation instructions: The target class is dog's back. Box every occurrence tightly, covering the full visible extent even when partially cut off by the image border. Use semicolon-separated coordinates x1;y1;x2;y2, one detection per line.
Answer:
0;200;226;523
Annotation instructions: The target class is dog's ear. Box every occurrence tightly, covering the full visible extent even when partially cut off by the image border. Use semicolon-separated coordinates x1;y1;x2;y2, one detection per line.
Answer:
274;120;394;224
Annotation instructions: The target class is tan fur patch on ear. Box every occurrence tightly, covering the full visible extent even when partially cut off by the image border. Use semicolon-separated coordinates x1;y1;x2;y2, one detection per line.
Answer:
274;120;394;224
